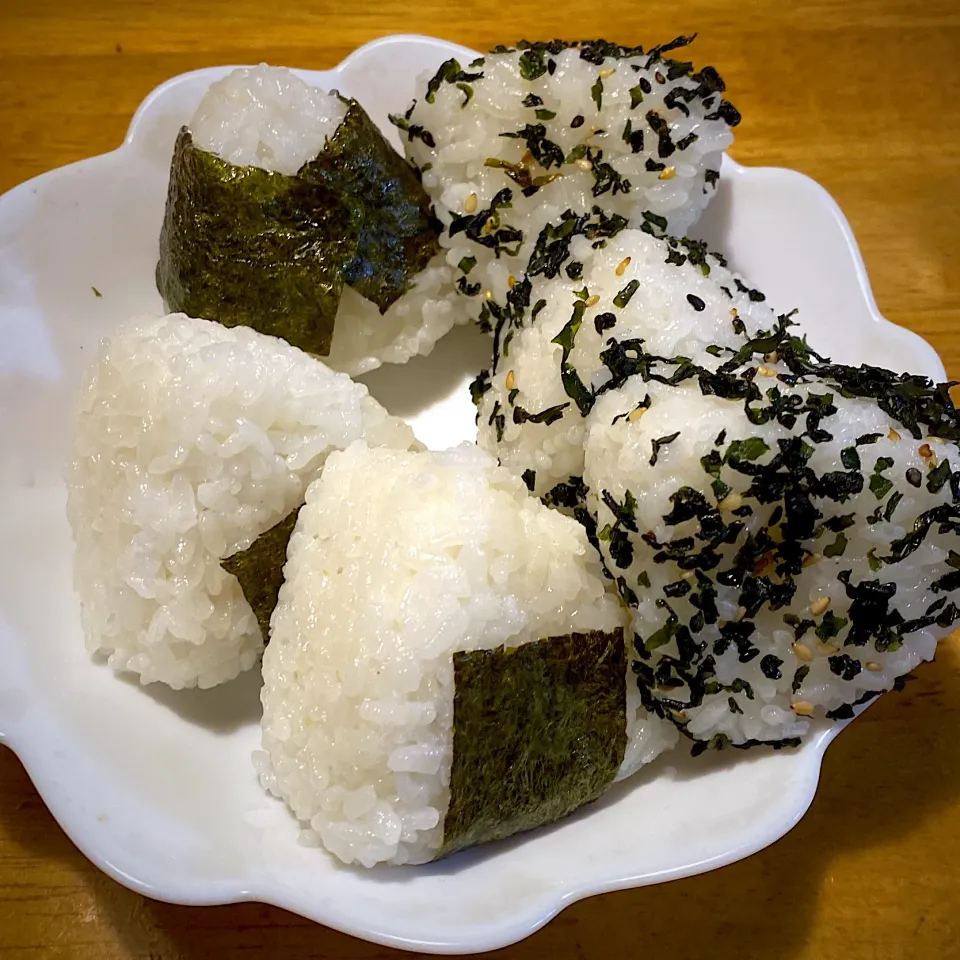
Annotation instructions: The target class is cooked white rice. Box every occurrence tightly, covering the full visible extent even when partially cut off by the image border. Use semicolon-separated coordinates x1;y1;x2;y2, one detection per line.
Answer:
475;228;775;499
584;343;956;747
256;442;676;867
323;253;460;377
399;40;738;324
191;64;348;175
66;313;417;690
188;64;465;377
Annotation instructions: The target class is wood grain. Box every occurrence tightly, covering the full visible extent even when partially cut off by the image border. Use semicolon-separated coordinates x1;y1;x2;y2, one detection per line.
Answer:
1;1;959;957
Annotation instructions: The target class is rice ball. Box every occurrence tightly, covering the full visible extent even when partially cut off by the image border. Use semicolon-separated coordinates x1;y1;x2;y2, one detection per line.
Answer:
397;39;740;325
256;442;677;866
583;322;960;747
474;226;774;499
66;312;417;689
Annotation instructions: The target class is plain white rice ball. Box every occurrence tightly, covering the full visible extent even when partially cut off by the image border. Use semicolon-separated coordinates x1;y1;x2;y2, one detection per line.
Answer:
66;313;417;690
256;442;676;867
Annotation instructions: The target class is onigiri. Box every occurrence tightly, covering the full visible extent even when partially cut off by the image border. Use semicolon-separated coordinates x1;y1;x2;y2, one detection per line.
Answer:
256;442;678;866
66;312;417;689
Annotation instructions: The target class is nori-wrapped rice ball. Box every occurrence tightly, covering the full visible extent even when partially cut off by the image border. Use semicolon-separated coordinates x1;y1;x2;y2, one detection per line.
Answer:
157;66;460;375
255;442;678;867
157;127;358;357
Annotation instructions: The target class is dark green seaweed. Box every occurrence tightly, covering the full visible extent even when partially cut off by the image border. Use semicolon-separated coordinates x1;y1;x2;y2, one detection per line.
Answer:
221;507;301;641
301;98;440;311
157;128;358;355
157;101;440;352
439;628;626;858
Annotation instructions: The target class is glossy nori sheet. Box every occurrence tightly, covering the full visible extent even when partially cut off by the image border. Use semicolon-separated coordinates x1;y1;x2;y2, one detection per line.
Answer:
156;99;439;353
439;628;627;858
221;507;301;643
157;128;359;356
301;98;440;311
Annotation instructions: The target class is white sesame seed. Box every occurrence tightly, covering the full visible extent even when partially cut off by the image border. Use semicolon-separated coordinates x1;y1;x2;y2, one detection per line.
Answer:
792;642;814;662
616;257;631;277
505;370;516;391
810;597;831;616
585;294;600;307
658;167;676;181
791;701;815;717
627;405;647;422
576;158;593;172
464;192;478;213
598;67;617;79
718;492;743;511
866;661;883;672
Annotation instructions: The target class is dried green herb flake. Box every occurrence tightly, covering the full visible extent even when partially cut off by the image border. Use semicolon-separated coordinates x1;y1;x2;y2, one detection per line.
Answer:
614;279;640;308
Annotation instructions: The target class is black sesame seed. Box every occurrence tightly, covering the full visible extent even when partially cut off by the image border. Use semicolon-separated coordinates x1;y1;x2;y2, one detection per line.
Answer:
571;114;585;128
687;294;706;312
760;654;783;680
906;468;922;488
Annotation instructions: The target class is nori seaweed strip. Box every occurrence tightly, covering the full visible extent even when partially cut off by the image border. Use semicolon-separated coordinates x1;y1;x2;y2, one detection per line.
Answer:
301;98;441;312
221;506;302;642
439;628;626;858
157;128;360;356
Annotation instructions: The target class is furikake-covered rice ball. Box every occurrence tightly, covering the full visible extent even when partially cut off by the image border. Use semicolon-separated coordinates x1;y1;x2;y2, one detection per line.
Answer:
472;223;773;500
394;37;740;325
583;315;960;749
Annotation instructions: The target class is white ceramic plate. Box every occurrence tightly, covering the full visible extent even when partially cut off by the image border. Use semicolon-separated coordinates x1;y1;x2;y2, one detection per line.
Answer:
0;34;946;955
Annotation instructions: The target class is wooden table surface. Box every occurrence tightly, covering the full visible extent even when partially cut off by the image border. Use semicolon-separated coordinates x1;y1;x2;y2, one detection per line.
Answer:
2;1;959;957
